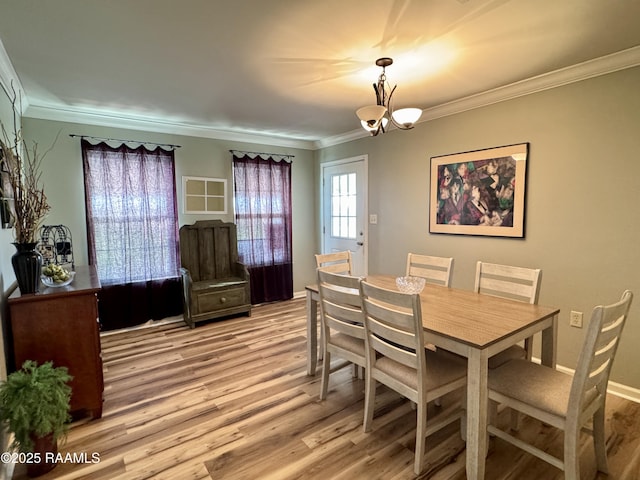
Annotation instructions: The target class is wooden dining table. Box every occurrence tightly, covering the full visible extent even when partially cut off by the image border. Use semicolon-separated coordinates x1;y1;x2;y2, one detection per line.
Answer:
305;275;560;480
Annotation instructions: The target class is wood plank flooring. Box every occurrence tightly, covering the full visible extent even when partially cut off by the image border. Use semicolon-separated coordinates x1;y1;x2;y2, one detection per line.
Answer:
12;298;640;479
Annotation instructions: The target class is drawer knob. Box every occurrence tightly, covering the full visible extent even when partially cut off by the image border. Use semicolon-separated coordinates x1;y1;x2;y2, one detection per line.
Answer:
220;297;227;303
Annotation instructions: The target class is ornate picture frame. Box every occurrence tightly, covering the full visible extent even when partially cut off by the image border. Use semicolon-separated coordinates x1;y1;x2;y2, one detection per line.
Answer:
429;143;529;238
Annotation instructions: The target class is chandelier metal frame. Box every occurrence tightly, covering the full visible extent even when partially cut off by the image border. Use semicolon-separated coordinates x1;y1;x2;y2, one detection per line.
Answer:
356;57;422;136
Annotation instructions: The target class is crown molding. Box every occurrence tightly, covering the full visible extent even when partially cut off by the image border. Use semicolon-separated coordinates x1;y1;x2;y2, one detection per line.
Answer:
315;128;370;149
2;40;638;150
420;45;640;123
25;104;317;150
316;45;640;149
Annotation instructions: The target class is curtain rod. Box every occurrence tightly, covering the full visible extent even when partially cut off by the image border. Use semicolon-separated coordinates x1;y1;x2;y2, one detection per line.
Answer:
230;149;294;160
69;134;181;149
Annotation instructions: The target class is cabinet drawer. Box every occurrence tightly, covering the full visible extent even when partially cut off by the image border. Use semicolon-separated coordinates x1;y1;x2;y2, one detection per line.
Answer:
196;287;246;312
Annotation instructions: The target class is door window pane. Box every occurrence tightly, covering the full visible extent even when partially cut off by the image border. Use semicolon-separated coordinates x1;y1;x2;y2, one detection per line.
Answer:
330;173;356;239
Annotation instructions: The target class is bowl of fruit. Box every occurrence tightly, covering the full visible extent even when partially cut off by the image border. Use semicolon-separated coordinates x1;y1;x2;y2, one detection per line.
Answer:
41;264;75;287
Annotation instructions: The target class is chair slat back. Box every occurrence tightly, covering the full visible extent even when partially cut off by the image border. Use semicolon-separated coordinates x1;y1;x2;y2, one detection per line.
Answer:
360;280;425;370
474;261;541;304
406;253;454;287
315;251;352;275
571;290;633;407
317;269;364;340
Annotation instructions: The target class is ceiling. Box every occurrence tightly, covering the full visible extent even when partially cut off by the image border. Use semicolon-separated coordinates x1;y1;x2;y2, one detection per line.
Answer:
1;0;640;149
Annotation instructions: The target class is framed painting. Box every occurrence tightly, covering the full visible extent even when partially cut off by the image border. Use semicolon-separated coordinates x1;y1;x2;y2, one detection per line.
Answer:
429;142;528;238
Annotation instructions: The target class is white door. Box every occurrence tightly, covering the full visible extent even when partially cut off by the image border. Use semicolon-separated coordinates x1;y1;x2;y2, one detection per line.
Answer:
321;156;367;276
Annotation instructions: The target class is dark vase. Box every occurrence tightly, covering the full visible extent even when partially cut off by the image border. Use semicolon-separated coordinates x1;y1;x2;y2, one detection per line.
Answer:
26;433;58;477
11;242;43;294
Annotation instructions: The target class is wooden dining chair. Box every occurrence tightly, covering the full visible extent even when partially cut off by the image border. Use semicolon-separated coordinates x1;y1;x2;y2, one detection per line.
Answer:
475;261;541;368
487;290;633;479
406;253;454;406
315;251;352;275
316;269;366;401
314;251;353;360
406;253;454;287
359;280;467;475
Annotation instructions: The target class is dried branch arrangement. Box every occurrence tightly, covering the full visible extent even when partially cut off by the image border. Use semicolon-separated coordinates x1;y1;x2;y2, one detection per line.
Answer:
0;84;51;243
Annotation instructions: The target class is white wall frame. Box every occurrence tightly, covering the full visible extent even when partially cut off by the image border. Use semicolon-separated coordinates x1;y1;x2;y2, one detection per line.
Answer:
182;176;227;214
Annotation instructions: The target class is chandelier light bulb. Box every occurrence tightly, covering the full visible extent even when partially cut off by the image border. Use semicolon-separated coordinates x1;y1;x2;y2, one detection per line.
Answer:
356;105;387;128
360;117;388;132
391;108;422;129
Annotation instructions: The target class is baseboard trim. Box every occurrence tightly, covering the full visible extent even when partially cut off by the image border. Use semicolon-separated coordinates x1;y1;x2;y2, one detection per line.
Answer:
552;363;640;404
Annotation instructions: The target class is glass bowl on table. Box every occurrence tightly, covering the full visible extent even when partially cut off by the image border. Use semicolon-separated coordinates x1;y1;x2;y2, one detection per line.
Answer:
41;264;75;288
395;276;426;294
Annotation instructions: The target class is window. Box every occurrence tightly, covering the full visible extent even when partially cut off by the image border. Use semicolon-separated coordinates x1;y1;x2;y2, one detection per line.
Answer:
182;176;227;214
82;140;179;285
233;156;291;267
330;172;357;239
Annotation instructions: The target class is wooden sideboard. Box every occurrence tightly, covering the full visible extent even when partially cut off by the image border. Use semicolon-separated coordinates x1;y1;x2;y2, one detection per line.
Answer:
8;265;104;419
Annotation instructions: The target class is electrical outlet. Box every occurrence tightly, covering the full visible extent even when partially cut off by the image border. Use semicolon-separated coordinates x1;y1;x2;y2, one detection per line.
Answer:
570;311;583;328
369;214;378;224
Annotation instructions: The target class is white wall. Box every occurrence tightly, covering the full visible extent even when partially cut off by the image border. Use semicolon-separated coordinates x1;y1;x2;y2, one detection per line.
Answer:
316;66;640;391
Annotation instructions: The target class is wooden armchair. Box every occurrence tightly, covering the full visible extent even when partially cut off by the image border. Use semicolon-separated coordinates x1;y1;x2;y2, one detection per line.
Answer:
179;220;251;328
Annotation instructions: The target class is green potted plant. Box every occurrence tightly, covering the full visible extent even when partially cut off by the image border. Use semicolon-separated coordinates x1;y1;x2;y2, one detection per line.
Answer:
0;360;72;477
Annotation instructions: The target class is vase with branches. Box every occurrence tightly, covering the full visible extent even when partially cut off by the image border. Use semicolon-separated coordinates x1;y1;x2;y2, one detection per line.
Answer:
1;84;52;293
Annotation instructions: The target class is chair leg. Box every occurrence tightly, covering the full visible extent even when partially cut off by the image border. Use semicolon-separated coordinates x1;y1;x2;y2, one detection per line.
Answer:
564;423;581;480
593;406;609;474
351;364;365;378
363;374;376;433
414;401;427;475
524;336;534;361
319;351;331;400
318;322;325;361
460;408;467;440
509;408;521;431
460;387;468;440
488;401;498;433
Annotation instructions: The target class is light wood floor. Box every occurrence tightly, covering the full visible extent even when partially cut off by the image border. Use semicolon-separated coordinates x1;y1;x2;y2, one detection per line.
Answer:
13;298;640;479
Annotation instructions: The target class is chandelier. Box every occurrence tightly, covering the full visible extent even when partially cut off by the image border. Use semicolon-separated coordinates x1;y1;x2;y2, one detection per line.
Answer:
356;57;423;136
